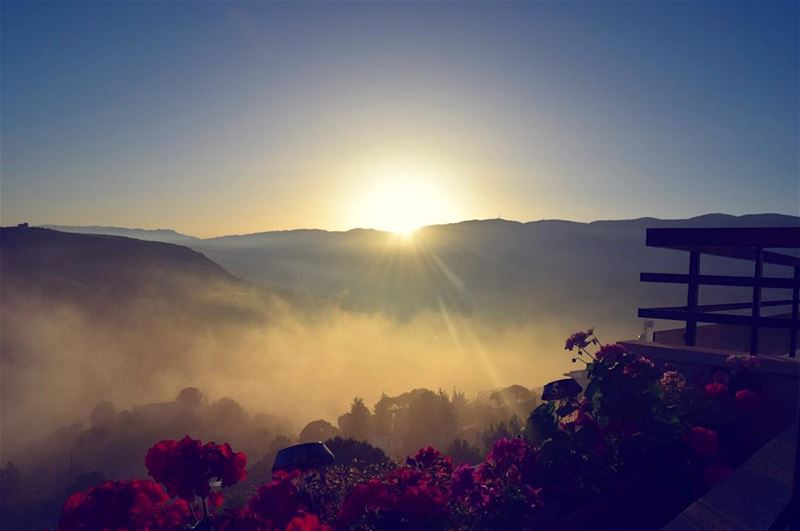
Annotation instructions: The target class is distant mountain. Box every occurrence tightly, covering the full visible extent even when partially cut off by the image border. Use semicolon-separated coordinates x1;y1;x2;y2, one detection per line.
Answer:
33;214;800;333
41;224;199;245
189;213;800;330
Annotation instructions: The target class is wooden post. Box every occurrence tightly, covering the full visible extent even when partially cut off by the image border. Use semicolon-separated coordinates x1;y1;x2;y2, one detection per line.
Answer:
686;251;700;347
750;247;763;355
791;407;800;530
791;266;799;358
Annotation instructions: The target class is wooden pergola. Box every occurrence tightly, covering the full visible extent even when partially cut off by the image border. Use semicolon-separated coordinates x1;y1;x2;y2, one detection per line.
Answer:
637;227;800;357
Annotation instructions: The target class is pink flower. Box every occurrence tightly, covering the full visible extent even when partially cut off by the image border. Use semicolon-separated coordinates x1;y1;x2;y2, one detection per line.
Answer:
660;370;687;393
595;343;626;363
623;356;656;377
735;389;763;412
704;382;728;398
450;464;476;498
686;426;719;459
565;329;593;351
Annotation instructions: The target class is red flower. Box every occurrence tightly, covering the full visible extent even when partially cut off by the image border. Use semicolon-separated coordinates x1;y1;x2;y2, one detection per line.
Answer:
450;464;476;499
412;446;443;468
57;479;189;531
483;438;537;485
686;426;719;459
339;467;449;529
152;498;191;530
209;491;225;509
338;480;393;527
734;389;763;412
394;483;447;521
623;356;656;377
248;476;309;529
286;512;331;531
595;343;625;363
704;382;728;398
702;462;733;488
145;436;247;501
486;438;528;470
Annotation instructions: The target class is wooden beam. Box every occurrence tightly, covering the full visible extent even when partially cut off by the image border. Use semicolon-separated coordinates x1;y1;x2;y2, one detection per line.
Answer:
686;251;700;346
646;227;800;249
637;307;800;330
640;273;800;289
751;248;763;354
657;300;793;312
791;267;799;358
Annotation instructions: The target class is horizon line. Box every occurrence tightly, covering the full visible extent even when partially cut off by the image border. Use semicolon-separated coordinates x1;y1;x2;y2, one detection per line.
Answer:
9;211;795;240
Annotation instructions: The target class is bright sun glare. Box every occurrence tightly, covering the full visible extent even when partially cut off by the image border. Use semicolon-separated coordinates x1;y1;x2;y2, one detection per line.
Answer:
357;179;447;236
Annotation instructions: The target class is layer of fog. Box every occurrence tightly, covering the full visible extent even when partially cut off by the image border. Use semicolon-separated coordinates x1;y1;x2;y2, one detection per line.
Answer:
0;279;633;463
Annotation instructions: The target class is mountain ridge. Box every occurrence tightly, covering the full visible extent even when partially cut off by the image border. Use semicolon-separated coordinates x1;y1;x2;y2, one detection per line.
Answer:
36;212;800;242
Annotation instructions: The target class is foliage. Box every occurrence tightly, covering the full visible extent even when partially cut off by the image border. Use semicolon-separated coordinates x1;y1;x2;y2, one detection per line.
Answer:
58;479;189;531
445;439;483;465
337;398;372;442
323;437;388;468
300;420;340;444
54;331;767;530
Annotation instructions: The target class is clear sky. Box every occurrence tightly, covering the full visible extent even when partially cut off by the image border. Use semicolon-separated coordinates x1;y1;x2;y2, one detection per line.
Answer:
2;1;798;237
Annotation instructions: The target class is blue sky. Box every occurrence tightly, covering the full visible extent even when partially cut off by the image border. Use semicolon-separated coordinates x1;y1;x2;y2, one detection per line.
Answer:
2;1;797;236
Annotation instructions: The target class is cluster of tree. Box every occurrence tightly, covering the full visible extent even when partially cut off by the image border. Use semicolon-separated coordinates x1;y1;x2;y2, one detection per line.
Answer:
299;384;540;461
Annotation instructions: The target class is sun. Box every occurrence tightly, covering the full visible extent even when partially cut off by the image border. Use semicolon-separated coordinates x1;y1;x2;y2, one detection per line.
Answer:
355;179;448;236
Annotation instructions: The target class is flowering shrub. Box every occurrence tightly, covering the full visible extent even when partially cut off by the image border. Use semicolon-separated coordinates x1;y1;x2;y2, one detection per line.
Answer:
58;437;250;530
58;479;189;530
215;471;331;530
333;447;453;530
145;436;247;501
57;331;768;530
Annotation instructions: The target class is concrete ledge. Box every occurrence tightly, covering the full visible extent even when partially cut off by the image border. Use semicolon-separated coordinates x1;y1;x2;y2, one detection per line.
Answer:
620;340;800;378
661;423;797;531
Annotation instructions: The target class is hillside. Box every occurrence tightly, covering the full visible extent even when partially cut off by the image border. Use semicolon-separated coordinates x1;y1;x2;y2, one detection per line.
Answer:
0;227;270;459
2;227;234;308
42;224;199;245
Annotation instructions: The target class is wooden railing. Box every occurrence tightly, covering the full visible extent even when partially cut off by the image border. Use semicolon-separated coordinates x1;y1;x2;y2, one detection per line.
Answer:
637;227;800;356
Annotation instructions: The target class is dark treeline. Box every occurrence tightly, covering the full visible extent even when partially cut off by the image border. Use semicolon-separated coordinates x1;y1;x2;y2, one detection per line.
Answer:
324;385;540;459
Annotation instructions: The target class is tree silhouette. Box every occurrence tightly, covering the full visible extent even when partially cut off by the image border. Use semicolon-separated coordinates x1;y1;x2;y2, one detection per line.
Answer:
337;397;372;441
299;420;339;443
